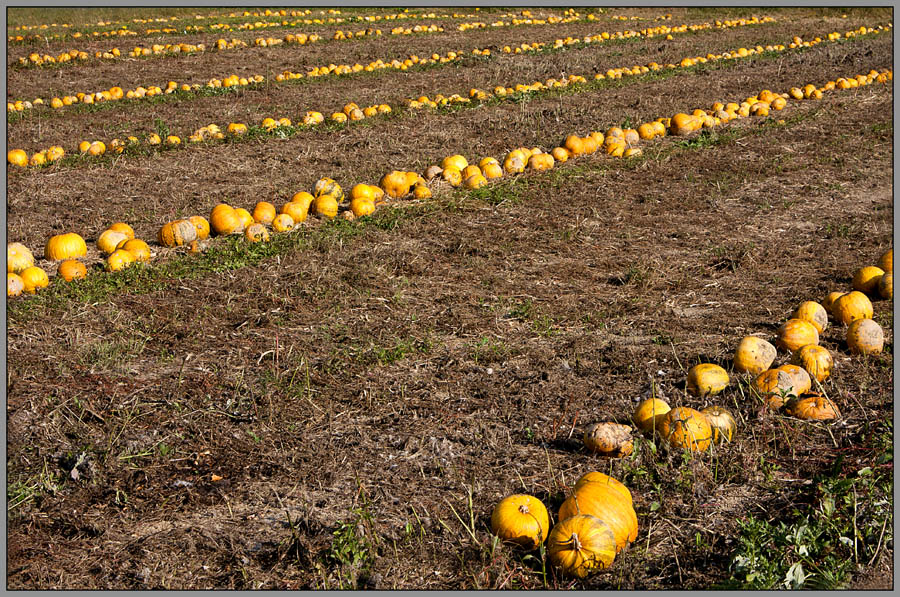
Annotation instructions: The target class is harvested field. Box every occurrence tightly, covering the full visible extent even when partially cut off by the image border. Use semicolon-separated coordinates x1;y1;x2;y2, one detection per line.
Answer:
7;6;893;590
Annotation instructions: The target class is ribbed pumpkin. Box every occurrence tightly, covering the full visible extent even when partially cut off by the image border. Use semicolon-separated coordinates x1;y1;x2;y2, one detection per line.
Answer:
573;472;632;505
754;368;801;400
785;393;840;420
313;194;339;219
45;232;87;261
8;272;25;297
776;364;812;396
846;319;884;355
314;177;344;202
490;494;550;550
701;406;737;444
281;201;310;224
57;259;87;281
380;171;413;198
822;291;846;315
558;483;638;552
582;423;633;457
733;336;777;375
686;363;729;397
252;201;277;224
660;407;713;452
482;162;504;179
776;319;819;352
879;273;892;299
106;248;136;272
7;242;35;274
350;197;376;218
548;515;617;578
272;213;295;232
244;223;270;243
632;398;671;434
793;301;828;334
878;249;892;273
158;219;199;247
20;266;49;293
291;191;316;208
852;266;885;294
117;238;151;263
97;229;129;254
790;345;833;382
210;204;243;235
833;291;873;325
189;215;211;240
350;184;378;203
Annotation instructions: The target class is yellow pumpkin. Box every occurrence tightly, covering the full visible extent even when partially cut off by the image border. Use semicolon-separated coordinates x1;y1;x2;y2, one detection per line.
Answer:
733;336;777;375
158;219;199;247
8;149;28;168
558;483;638;552
670;113;699;135
234;208;254;230
57;259;87;281
701;406;737;443
189;215;211;240
281;201;310;224
314;178;344;202
350;184;378;203
822;291;846;315
490;494;550;550
482;162;504;179
291;191;316;207
631;398;671;434
660;407;713;452
573;472;632;505
776;364;812;396
527;153;554;171
210;204;243;235
846;319;884;355
107;222;135;240
20;266;49;293
8;272;25;297
442;166;462;187
776;319;819;353
686;363;729;397
380;170;413;198
461;165;482;179
564;135;585;156
637;123;657;140
878;249;892;273
106;248;136;272
852;266;885;295
252;201;277;224
117;238;151;263
272;213;295;232
791;344;833;382
412;184;432;200
582;423;633;457
244;223;270;243
833;291;873;325
462;173;487;190
45;232;87;261
547;515;617;578
314;194;339;219
503;154;525;174
785;393;840;420
792;301;828;334
97;229;129;254
878;273;892;299
7;242;35;273
350;197;376;217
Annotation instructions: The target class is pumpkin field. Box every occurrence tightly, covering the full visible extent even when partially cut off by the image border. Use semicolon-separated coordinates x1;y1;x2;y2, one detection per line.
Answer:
6;6;894;589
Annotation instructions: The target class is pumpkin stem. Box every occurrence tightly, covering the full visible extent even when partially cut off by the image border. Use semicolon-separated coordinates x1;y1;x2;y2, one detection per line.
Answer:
518;504;531;515
571;532;582;552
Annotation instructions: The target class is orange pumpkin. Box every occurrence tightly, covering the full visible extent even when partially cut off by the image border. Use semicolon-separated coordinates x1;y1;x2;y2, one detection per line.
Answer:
846;319;884;355
733;336;777;375
57;259;87;281
660;407;713;452
793;301;828;334
791;344;833;382
833;291;873;325
490;494;550;550
558;483;638;552
776;319;819;352
547;515;617;578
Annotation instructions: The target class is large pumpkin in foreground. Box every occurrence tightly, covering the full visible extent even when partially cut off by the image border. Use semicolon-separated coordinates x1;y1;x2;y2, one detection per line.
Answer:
490;494;550;550
547;515;617;578
558;483;637;552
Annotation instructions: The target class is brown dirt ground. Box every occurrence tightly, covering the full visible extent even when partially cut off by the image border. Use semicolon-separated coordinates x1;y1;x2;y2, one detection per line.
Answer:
6;6;894;590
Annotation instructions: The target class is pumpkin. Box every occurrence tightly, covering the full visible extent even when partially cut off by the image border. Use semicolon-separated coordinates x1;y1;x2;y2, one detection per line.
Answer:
7;242;35;273
482;162;504;179
776;319;819;352
210;204;243;235
461;165;482;180
637;123;656;140
793;301;828;334
490;494;550;550
252;201;277;224
833;291;873;325
754;368;801;400
442;166;462;187
701;406;737;444
291;191;316;208
582;423;633;457
822;291;846;315
350;197;376;217
380;170;413;198
846;319;884;355
107;222;135;240
777;364;812;396
878;273;892;299
503;154;525;174
547;515;617;578
623;128;639;145
558;483;638;552
441;154;469;172
244;223;270;243
878;249;892;273
158;219;198;247
97;229;129;254
19;266;49;293
314;178;344;202
660;407;713;452
234;208;254;230
413;184;432;200
852;266;885;294
106;248;135;272
117;238;151;263
350;184;378;203
314;194;339;219
8;149;28;168
573;472;632;505
564;135;585;156
189;215;211;240
8;272;25;297
45;232;87;261
632;398;671;434
686;363;729;397
670;113;699;135
281;201;309;224
551;147;570;162
733;336;777;375
57;259;87;281
785;393;840;420
272;213;295;232
423;165;444;181
463;173;487;190
790;344;833;382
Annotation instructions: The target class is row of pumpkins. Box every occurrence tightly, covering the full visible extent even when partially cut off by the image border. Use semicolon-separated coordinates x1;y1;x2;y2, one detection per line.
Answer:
8;21;889;170
7;65;893;295
6;12;781;123
487;247;891;579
